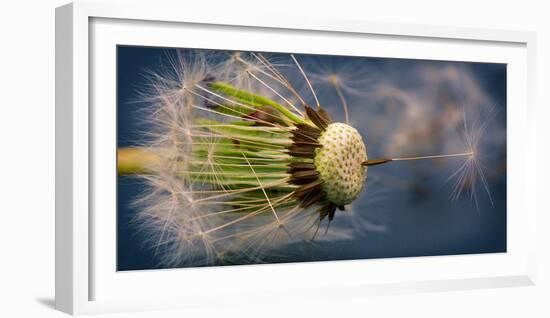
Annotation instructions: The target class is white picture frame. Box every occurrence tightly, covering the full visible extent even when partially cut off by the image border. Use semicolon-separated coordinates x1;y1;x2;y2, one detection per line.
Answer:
55;1;538;315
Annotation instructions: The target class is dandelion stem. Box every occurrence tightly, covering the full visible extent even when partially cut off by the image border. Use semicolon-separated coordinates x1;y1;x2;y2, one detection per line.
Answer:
117;147;162;175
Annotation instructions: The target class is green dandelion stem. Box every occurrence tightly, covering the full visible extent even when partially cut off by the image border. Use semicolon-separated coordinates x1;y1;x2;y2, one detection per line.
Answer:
117;147;299;181
117;147;162;175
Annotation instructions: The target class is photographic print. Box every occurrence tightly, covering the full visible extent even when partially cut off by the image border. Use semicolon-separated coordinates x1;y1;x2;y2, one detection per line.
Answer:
117;46;506;270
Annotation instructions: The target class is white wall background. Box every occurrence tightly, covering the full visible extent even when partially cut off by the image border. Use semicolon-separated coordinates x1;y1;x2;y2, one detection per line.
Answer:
0;0;548;317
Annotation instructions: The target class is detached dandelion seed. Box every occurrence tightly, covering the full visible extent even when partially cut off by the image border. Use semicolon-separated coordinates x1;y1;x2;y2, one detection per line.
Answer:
446;107;495;208
118;49;498;267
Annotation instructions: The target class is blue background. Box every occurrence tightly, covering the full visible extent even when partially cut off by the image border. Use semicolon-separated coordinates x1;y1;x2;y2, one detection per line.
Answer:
117;46;506;271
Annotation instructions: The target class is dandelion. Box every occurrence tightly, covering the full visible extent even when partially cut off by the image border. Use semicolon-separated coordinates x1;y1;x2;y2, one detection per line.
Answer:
118;49;493;267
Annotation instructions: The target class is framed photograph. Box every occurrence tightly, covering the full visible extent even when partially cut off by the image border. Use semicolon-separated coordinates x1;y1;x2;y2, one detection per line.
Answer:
56;1;537;315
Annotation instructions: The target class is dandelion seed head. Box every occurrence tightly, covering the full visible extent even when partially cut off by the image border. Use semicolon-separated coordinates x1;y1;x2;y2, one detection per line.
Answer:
315;123;368;206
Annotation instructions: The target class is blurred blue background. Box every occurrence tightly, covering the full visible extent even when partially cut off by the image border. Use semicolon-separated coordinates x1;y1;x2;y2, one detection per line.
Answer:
117;46;506;271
